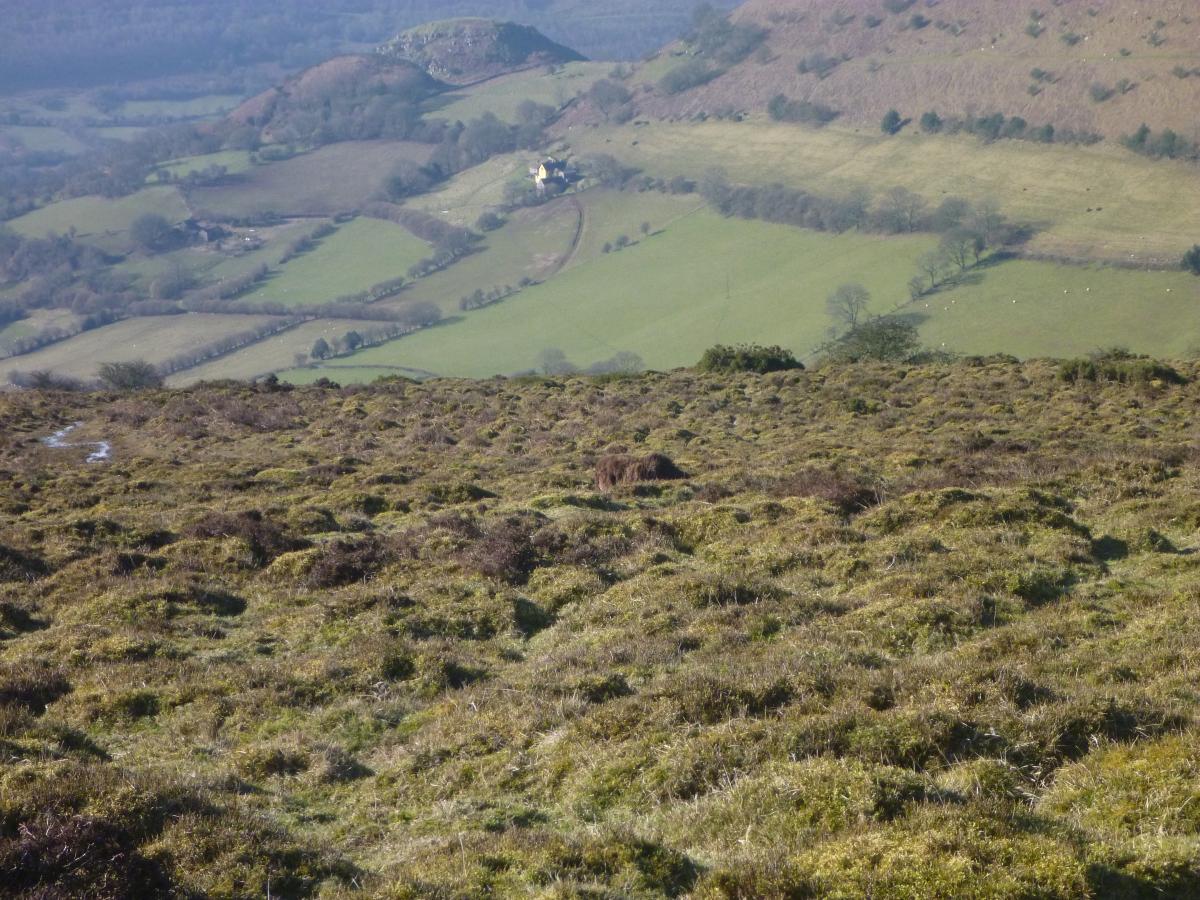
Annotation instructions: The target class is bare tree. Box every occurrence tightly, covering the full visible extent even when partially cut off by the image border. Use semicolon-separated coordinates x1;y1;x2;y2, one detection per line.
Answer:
826;283;871;330
940;230;976;273
918;250;949;289
877;186;927;233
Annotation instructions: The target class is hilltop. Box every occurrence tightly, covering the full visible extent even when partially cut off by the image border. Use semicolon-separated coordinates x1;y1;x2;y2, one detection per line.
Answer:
378;18;586;86
3;360;1200;896
625;0;1200;139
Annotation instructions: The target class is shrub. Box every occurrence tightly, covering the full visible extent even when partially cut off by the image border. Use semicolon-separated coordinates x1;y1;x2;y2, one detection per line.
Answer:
97;360;163;391
659;59;721;95
1058;350;1184;386
696;343;804;374
768;94;838;125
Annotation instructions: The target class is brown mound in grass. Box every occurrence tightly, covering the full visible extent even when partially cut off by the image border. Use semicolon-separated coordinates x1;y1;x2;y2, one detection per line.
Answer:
595;452;688;492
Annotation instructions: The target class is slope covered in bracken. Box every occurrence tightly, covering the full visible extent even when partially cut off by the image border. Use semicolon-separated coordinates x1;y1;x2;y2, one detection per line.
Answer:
638;0;1200;139
3;359;1200;896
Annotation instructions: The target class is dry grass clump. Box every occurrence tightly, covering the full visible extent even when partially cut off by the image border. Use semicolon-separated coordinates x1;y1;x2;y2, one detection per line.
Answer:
3;359;1200;896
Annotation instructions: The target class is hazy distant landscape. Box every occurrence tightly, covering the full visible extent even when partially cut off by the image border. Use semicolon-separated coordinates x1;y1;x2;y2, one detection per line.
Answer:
4;2;1200;897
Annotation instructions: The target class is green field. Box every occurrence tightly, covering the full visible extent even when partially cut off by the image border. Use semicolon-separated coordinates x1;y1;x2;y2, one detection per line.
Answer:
156;150;254;180
187;141;433;218
412;151;535;227
566;120;1200;264
430;62;611;123
2;313;281;383
0;125;88;155
920;260;1200;358
330;210;935;378
119;94;245;119
243;218;430;307
376;198;583;315
166;318;395;385
8;187;190;252
288;189;1195;381
0;310;79;354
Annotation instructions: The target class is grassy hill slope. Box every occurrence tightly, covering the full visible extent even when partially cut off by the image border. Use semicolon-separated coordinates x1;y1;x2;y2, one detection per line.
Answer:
636;0;1200;138
3;361;1200;896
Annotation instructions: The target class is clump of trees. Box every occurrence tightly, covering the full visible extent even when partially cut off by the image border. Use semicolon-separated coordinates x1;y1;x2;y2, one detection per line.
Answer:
823;319;922;363
767;95;838;126
1182;245;1200;275
1122;124;1198;161
918;109;1100;146
537;348;646;376
697;344;803;374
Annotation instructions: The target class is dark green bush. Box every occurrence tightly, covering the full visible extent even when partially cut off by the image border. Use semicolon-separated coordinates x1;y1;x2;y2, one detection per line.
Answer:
696;343;803;374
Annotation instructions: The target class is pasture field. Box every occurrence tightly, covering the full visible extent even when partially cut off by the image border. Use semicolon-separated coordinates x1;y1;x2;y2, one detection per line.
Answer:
565;120;1200;264
0;310;80;354
336;210;935;378
2;313;281;383
166;318;392;385
187;141;433;219
156;150;254;179
295;189;1194;381
115;220;318;289
412;152;534;227
243;218;430;307
8;186;190;253
563;188;705;267
918;259;1200;359
429;62;611;123
0;125;88;155
119;94;245;120
379;199;583;316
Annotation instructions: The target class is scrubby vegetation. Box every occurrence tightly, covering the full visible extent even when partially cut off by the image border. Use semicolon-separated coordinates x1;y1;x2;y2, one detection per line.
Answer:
4;358;1200;896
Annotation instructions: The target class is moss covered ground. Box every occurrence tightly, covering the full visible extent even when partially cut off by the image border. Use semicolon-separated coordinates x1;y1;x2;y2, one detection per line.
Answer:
3;359;1200;897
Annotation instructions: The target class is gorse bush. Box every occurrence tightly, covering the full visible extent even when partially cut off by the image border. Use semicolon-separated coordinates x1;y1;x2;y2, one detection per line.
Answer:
1058;349;1185;386
696;343;804;374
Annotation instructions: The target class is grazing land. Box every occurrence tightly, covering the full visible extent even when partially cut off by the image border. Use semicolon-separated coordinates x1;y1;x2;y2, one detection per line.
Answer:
186;142;433;219
155;150;255;180
429;62;612;123
337;210;934;377
165;319;399;386
566;121;1200;264
242;218;429;308
3;362;1200;896
2;314;281;382
8;187;191;252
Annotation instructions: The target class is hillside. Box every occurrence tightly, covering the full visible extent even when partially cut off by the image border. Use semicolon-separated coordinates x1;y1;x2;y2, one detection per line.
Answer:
3;360;1200;896
627;0;1200;138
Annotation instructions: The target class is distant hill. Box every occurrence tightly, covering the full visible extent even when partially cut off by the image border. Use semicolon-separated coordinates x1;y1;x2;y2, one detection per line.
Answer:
378;18;585;86
228;19;582;143
630;0;1200;140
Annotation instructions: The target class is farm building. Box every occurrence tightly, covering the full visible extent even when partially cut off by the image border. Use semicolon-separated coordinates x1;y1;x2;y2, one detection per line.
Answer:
532;157;567;190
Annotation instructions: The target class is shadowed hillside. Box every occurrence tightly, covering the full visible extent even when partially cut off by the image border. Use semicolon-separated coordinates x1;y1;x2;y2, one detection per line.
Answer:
3;359;1200;895
632;0;1200;139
